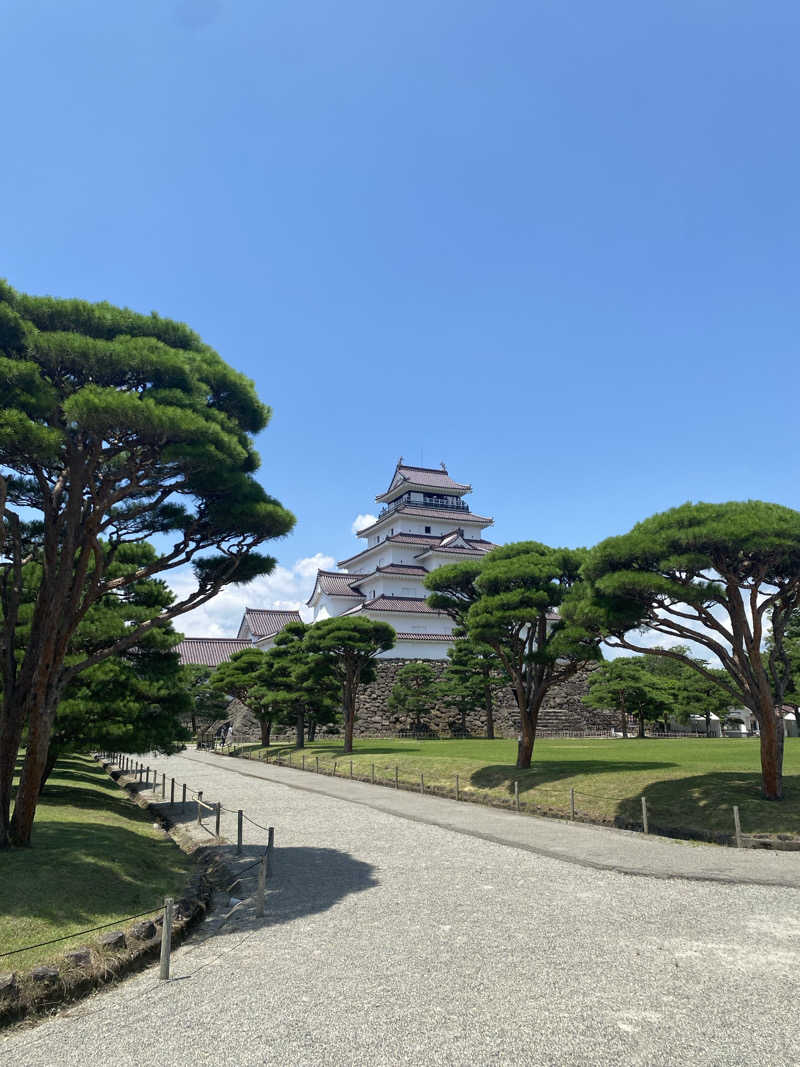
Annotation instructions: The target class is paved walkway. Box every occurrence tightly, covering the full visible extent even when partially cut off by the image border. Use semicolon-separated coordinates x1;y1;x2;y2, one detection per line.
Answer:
3;750;800;1066
186;749;800;887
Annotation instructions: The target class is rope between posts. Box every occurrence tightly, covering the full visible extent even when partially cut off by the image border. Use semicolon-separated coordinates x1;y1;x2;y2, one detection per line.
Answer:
0;906;165;959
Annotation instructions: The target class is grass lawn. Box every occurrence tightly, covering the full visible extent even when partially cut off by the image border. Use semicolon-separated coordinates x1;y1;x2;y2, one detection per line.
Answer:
241;736;800;840
0;754;193;972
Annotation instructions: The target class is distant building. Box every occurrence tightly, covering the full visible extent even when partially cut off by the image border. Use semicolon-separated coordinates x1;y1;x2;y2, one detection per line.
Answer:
306;459;496;659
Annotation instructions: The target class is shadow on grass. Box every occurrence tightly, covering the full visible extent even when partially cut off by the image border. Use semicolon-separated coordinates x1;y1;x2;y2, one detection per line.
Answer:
0;821;190;930
256;742;426;758
616;772;800;837
470;758;677;796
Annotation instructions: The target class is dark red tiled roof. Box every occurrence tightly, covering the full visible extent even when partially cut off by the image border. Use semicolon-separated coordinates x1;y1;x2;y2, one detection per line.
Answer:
376;463;471;502
357;506;493;536
177;638;252;667
391;464;469;490
242;608;302;637
306;571;366;604
338;532;493;569
393;632;453;641
349;565;429;587
358;596;443;614
415;544;493;556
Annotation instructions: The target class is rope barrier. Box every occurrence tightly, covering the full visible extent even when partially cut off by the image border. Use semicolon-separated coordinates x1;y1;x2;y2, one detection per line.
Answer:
0;906;164;960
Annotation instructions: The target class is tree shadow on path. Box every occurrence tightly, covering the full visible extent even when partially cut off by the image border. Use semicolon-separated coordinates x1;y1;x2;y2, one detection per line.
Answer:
202;844;378;935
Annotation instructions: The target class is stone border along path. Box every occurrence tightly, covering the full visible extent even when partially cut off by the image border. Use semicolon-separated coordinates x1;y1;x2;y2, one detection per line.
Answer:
3;749;800;1067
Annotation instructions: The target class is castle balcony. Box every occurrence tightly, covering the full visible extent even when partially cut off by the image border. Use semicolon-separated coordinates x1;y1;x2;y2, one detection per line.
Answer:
378;496;470;519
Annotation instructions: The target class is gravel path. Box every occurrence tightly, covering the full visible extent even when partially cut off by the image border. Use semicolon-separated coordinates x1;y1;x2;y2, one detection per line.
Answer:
4;751;800;1066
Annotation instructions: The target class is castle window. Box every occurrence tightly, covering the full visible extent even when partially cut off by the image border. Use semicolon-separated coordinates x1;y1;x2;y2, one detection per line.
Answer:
425;526;431;533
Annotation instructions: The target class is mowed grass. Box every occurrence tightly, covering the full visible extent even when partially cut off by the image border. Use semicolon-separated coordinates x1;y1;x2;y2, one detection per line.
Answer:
0;754;192;971
243;736;800;839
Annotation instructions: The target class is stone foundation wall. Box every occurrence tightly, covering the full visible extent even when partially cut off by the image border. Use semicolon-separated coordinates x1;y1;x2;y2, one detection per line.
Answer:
230;659;617;742
353;659;615;737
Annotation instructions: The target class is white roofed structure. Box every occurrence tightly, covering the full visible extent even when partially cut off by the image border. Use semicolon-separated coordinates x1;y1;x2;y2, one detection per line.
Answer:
307;459;496;658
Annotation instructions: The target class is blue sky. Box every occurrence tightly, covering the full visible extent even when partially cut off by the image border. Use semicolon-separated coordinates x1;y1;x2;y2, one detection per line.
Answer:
3;1;799;634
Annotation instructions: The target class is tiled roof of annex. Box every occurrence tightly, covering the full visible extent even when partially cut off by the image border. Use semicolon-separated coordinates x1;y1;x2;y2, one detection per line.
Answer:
342;595;443;616
177;637;251;667
306;571;367;604
241;608;302;638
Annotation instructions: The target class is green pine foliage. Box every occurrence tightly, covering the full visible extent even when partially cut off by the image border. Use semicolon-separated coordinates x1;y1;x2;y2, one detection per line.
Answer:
258;622;340;747
0;282;295;845
564;500;800;798
433;542;602;768
304;617;395;753
388;662;438;733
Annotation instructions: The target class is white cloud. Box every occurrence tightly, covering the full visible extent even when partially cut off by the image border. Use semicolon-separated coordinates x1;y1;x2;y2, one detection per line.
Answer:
352;513;377;535
165;553;336;636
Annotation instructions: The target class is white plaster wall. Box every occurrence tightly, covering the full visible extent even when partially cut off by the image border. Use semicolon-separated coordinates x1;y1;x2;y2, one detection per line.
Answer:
311;593;353;622
377;638;451;660
364;608;453;637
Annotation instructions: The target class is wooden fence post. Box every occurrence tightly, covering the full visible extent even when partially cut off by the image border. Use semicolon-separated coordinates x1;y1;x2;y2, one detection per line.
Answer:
733;805;742;848
455;774;460;801
256;851;266;918
350;760;353;779
371;763;375;784
514;780;520;811
237;810;243;854
333;761;337;777
170;778;175;805
641;796;649;835
161;772;166;799
420;773;424;794
159;897;174;980
215;801;221;837
181;782;186;812
395;765;399;790
570;788;575;821
197;790;203;824
316;756;320;773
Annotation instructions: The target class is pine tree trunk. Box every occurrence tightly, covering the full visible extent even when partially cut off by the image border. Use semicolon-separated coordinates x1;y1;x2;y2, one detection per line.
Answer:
482;664;495;740
516;684;543;770
38;745;60;797
295;710;305;749
343;668;356;754
638;712;645;739
620;692;628;738
308;720;317;742
758;697;784;800
0;702;27;848
9;687;60;846
260;718;271;747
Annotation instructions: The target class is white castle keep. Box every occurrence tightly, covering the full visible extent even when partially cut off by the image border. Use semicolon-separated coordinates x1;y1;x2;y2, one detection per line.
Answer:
305;459;496;659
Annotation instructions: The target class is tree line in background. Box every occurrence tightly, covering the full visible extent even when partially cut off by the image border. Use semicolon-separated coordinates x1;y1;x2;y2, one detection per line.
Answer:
6;282;800;847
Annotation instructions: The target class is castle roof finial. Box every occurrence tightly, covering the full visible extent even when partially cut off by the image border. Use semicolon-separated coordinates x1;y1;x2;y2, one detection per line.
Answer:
440;460;446;471
398;455;403;467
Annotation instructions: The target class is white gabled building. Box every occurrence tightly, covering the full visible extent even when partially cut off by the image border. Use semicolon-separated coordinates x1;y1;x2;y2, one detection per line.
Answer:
306;460;496;659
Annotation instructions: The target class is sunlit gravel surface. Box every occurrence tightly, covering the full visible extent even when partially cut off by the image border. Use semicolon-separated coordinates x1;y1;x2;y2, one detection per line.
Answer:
3;750;799;1067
